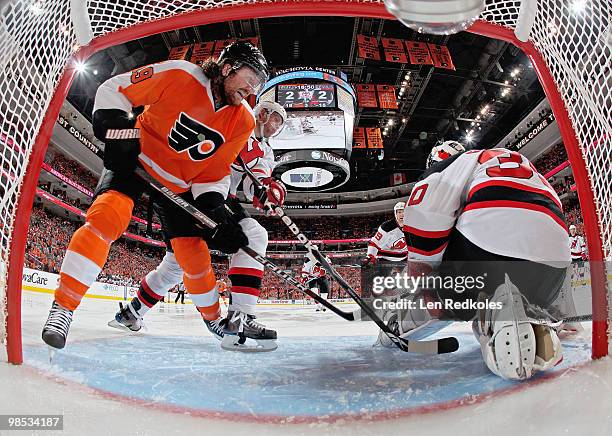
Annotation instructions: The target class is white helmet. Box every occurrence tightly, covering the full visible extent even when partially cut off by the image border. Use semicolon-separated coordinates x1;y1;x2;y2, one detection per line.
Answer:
426;140;465;168
394;201;405;213
254;101;287;139
255;100;287;124
569;224;577;231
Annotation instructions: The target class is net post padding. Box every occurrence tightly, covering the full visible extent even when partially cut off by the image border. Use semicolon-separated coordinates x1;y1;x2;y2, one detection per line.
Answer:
4;1;609;363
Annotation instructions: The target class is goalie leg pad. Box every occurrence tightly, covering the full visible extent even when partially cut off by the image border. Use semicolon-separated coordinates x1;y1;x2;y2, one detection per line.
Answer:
475;274;563;380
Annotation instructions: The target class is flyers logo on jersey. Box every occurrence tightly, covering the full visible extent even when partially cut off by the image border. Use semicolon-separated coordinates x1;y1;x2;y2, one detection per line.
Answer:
168;112;225;161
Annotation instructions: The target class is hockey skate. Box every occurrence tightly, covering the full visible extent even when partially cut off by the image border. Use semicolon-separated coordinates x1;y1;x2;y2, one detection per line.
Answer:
42;300;74;349
203;317;225;341
221;310;277;352
108;302;143;332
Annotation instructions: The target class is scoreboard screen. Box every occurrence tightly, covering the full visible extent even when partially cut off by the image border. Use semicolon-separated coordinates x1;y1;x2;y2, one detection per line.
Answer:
277;83;335;108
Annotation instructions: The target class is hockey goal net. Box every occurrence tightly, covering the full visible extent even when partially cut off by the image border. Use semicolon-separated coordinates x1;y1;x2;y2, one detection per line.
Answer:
0;0;610;364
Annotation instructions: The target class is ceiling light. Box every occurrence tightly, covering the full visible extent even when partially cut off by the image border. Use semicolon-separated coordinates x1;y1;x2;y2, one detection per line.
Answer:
30;3;43;15
570;0;587;14
75;61;87;73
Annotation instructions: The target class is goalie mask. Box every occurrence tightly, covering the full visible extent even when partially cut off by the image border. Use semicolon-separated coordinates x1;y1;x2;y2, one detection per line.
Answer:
426;140;465;169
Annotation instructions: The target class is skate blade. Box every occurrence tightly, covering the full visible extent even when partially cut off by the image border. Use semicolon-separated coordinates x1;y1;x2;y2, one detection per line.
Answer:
220;335;278;353
107;319;142;333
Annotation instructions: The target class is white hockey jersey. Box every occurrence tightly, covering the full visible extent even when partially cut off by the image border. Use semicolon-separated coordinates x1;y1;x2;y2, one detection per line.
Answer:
229;134;276;200
569;234;586;260
301;259;327;280
367;219;408;261
403;149;571;268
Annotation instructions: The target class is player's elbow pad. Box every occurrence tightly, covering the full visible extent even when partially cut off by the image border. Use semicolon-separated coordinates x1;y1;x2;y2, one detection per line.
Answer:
92;109;136;141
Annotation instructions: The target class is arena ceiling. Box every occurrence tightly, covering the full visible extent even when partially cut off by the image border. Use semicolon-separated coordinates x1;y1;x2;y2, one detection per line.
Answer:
66;15;545;192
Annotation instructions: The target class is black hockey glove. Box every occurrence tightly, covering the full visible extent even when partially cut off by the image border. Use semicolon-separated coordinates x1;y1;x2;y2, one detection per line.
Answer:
93;109;141;176
196;192;248;254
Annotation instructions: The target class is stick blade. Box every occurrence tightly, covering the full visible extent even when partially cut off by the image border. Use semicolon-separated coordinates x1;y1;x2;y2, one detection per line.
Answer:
403;336;459;355
436;336;460;354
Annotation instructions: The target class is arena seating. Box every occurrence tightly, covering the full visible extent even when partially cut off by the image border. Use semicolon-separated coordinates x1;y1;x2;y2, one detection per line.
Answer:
27;149;587;294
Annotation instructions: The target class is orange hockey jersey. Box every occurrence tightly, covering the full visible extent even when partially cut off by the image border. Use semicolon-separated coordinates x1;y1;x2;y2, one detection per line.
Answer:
93;60;255;199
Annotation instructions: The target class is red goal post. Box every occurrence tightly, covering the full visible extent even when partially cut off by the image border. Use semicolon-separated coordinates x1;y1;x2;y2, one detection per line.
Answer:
0;0;610;364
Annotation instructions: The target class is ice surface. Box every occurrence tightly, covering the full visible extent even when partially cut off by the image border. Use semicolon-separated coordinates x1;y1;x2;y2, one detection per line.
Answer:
1;291;611;435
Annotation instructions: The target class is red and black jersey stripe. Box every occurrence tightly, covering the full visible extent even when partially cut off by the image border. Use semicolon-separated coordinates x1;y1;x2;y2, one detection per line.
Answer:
376;249;407;259
402;226;451;256
368;242;407;258
465;183;567;231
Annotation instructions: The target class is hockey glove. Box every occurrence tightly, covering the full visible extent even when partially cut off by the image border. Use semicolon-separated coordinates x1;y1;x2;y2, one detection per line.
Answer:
196;192;248;254
93;109;141;176
361;254;377;267
253;177;286;212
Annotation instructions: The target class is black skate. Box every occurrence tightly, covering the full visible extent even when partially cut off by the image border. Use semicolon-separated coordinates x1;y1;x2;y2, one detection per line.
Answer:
203;317;225;341
108;302;142;332
221;310;277;352
42;301;73;349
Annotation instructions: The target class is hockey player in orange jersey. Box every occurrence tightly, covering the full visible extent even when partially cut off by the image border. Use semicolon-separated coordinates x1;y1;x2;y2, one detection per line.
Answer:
107;101;287;352
42;41;269;350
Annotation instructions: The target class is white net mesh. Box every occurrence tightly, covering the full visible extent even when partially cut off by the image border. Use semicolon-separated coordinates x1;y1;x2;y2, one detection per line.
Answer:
0;0;610;355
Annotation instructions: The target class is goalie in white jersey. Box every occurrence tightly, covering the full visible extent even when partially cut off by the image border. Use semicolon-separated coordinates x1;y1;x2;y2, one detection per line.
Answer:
109;101;287;352
378;140;571;381
362;201;408;265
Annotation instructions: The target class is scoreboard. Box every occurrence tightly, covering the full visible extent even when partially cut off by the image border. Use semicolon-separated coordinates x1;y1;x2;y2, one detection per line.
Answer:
257;68;357;191
277;83;335;108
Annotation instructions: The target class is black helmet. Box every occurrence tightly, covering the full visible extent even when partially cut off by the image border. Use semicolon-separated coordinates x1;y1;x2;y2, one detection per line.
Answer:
218;41;269;91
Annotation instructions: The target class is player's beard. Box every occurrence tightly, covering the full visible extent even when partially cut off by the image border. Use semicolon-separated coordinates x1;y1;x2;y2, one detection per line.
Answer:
221;76;245;107
211;77;229;109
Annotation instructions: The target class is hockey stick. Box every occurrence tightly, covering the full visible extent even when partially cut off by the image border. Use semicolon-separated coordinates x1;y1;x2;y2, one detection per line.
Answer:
133;167;355;321
237;158;459;354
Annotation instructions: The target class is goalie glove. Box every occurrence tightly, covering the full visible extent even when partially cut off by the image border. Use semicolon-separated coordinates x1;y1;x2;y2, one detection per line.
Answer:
253;177;286;212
